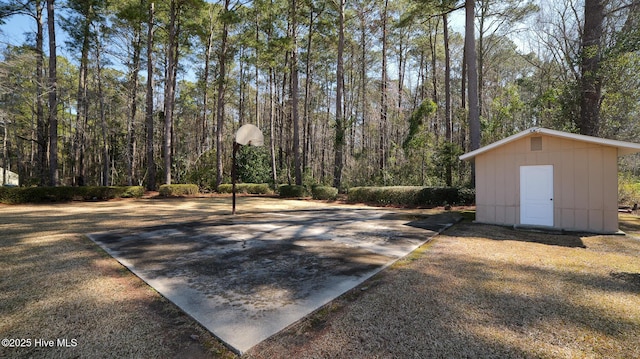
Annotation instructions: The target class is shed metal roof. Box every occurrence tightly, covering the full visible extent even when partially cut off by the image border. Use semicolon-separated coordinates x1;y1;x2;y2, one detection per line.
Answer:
459;127;640;161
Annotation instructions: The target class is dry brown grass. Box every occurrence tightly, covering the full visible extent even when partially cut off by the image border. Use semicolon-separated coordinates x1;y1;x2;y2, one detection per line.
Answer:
0;197;361;358
2;198;640;358
247;218;640;359
0;199;241;359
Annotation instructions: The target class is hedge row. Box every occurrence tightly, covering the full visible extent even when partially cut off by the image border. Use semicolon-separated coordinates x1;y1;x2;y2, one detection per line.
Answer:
215;183;338;200
158;184;200;197
312;186;339;200
217;183;273;195
0;186;144;204
278;184;307;198
347;186;474;206
0;184;474;207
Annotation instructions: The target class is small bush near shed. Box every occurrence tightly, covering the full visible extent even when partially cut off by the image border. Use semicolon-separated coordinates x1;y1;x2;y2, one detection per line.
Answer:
619;175;640;207
457;188;476;205
0;186;145;204
416;187;459;205
217;183;273;195
312;186;338;200
279;184;307;198
158;184;200;197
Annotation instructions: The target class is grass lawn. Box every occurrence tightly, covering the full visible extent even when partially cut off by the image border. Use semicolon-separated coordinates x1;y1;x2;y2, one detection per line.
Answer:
1;197;639;358
0;199;240;358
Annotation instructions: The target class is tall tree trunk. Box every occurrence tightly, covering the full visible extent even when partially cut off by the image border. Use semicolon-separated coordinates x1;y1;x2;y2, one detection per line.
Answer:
465;0;480;184
303;5;315;171
359;8;367;153
145;2;156;190
96;36;109;186
413;47;425;109
429;19;439;143
379;0;389;180
397;26;406;112
477;0;487;121
172;19;181;182
2;118;7;185
126;4;143;186
255;9;260;129
239;45;245;126
333;0;345;189
34;0;47;186
579;0;604;136
443;13;452;187
163;0;178;185
461;41;467;152
74;14;91;186
348;41;356;157
202;5;214;152
269;67;278;187
290;0;302;185
216;0;230;189
47;0;58;186
278;55;287;177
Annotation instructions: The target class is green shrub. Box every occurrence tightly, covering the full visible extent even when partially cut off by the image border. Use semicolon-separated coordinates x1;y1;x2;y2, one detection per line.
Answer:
185;150;217;191
0;187;40;204
347;186;475;206
312;186;338;200
158;184;200;197
620;183;640;206
619;175;640;206
279;184;307;198
217;183;273;195
237;146;272;183
347;186;420;205
457;188;476;205
0;186;145;204
83;186;144;200
416;187;458;205
120;186;145;198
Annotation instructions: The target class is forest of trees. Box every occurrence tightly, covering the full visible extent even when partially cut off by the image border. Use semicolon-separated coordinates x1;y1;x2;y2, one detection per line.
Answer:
0;0;639;190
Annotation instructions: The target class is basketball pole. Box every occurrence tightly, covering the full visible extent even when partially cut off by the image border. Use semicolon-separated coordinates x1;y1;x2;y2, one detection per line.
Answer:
232;141;239;215
232;124;263;215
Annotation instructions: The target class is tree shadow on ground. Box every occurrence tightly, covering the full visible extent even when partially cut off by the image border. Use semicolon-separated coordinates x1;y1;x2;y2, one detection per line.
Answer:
87;209;432;304
619;214;640;235
610;271;640;289
246;239;640;359
0;201;242;358
446;221;587;248
87;208;455;353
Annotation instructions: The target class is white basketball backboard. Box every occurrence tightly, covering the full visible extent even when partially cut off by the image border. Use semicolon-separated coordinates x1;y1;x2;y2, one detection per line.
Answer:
235;124;264;146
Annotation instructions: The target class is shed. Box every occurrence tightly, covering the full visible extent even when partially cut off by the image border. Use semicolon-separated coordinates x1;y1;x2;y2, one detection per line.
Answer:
1;167;19;186
459;127;640;234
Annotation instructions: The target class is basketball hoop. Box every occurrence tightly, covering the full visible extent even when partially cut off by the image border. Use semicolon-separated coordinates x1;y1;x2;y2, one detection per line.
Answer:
233;124;264;215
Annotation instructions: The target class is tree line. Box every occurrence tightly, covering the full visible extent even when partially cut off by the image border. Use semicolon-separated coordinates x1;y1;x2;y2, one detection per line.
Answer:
0;0;639;189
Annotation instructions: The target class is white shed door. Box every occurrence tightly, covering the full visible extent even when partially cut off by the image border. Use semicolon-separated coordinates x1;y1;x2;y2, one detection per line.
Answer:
520;165;554;227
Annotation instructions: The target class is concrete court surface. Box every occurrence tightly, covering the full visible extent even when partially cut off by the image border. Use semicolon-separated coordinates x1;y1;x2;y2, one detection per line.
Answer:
88;206;461;354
